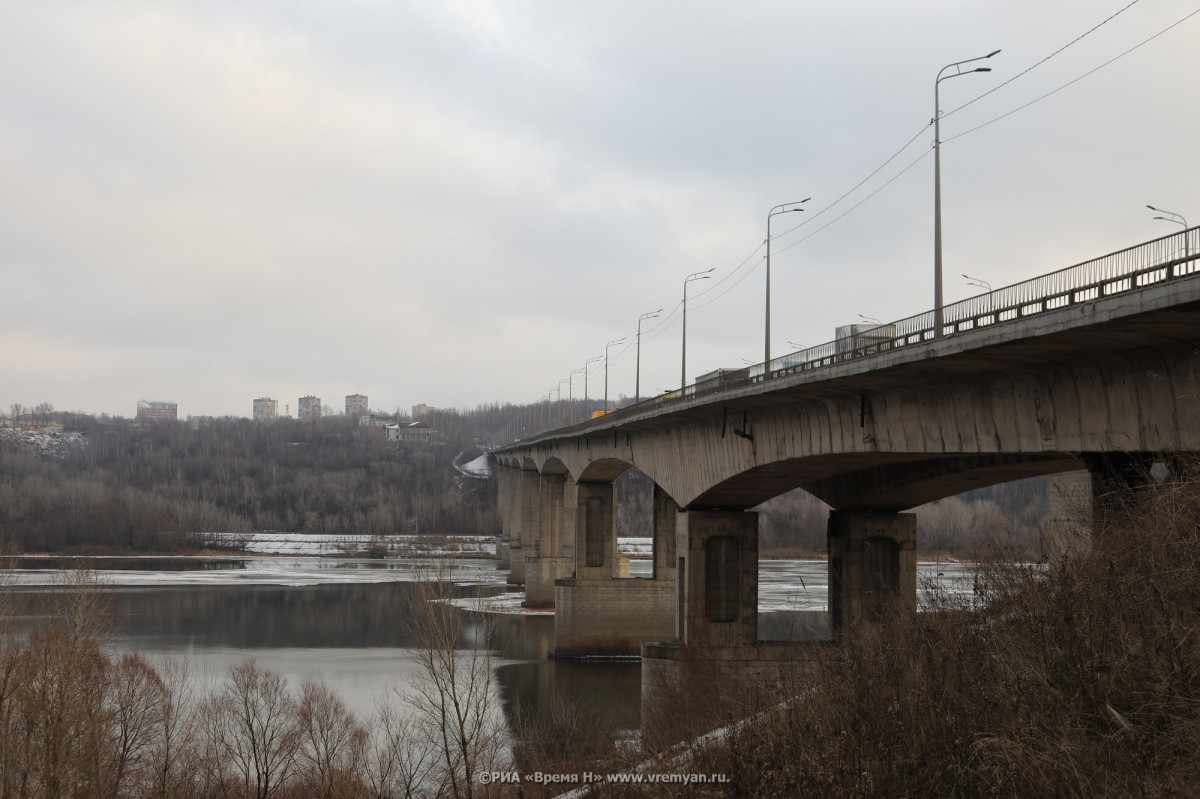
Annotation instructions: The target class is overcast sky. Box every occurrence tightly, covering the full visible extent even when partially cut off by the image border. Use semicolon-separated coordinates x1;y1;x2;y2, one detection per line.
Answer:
2;1;1197;420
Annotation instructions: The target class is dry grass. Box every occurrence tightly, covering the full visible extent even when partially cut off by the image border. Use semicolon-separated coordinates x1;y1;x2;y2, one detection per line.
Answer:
683;471;1200;797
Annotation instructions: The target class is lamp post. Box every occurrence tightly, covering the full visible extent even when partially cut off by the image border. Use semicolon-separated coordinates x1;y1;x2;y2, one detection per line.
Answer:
636;309;662;406
558;378;570;427
766;199;810;367
1147;205;1190;261
962;273;991;292
604;338;625;413
569;368;584;424
682;269;714;391
583;355;601;419
934;49;1000;337
964;273;993;315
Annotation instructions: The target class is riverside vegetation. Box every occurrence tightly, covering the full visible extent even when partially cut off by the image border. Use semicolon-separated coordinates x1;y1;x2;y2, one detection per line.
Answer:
2;403;1047;558
1;470;1195;796
0;409;499;553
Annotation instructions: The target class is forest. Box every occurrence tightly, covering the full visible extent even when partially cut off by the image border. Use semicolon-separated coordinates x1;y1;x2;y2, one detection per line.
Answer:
0;408;498;553
1;399;1050;557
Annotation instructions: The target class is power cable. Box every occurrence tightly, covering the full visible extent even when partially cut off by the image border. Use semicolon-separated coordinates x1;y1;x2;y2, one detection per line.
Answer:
945;6;1200;143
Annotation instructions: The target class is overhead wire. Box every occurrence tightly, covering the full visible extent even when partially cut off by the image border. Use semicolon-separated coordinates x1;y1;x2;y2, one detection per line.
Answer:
580;1;1198;387
945;6;1200;143
943;0;1145;119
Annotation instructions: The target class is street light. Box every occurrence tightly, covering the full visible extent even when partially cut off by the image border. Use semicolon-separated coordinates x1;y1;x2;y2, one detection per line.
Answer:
964;273;993;315
857;314;881;326
766;199;810;367
962;273;991;292
570;368;585;424
787;340;805;350
636;309;662;406
1147;205;1190;261
583;355;601;419
682;269;714;391
934;49;1000;337
604;339;625;413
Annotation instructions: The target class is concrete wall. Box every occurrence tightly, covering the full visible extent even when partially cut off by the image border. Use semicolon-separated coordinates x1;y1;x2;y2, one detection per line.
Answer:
552;578;675;657
1047;470;1093;564
524;556;573;608
676;510;758;647
495;279;1200;513
827;511;917;636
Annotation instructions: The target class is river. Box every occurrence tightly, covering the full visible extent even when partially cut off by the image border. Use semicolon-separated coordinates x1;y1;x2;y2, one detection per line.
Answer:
4;549;979;737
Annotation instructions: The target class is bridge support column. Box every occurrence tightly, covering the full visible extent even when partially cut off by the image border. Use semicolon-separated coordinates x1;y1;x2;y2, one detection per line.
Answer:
1047;470;1092;564
1048;455;1161;562
1088;453;1157;530
827;511;917;638
652;485;678;583
509;468;541;586
643;508;814;744
675;510;758;646
553;480;675;656
524;473;573;608
495;466;518;569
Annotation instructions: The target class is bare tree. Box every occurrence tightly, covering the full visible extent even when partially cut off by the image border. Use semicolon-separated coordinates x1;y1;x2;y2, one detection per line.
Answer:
295;679;367;799
200;660;300;799
103;652;167;798
363;700;434;799
402;563;505;799
146;658;198;799
33;403;55;427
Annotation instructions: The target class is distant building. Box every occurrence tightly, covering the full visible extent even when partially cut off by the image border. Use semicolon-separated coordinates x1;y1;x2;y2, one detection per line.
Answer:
253;397;278;421
385;421;432;443
412;403;438;419
346;394;369;417
298;395;321;422
360;412;395;428
136;400;178;422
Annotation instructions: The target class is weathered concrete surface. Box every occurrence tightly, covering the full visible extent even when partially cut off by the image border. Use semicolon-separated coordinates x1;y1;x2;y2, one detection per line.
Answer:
494;277;1200;512
828;511;917;636
675;510;758;647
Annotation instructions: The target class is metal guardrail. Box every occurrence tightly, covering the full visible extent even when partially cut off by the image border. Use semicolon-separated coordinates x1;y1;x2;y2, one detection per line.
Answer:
515;228;1199;442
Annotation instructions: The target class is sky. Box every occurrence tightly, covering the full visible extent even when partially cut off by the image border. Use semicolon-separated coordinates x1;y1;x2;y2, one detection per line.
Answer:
2;0;1198;420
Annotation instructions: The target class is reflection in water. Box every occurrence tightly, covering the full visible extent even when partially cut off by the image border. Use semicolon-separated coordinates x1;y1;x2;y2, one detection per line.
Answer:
5;558;982;733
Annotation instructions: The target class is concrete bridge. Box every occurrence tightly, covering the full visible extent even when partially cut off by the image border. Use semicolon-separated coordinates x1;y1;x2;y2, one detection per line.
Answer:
489;228;1200;711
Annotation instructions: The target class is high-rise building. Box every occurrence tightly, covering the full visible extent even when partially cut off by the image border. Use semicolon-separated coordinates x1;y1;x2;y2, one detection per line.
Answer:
253;397;278;421
136;400;178;422
346;394;369;416
412;403;438;419
298;395;321;422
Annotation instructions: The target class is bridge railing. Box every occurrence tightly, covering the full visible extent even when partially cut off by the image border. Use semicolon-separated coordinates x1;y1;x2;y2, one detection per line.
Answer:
517;228;1199;440
761;226;1198;382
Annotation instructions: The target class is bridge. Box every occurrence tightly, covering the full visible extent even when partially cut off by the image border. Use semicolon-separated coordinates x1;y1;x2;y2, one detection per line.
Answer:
489;228;1200;718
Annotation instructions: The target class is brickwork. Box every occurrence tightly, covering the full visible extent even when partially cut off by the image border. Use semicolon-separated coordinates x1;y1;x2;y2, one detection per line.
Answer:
552;579;676;657
523;556;573;608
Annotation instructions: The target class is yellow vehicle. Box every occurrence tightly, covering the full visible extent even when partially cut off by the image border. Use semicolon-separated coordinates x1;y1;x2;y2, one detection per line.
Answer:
591;410;608;419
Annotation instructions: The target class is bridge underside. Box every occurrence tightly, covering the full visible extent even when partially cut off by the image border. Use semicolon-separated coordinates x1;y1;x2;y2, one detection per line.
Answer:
693;452;1087;511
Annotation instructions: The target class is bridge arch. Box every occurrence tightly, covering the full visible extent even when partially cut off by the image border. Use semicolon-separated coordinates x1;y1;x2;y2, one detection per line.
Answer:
578;457;634;483
689;452;1087;512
